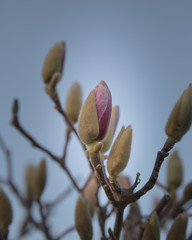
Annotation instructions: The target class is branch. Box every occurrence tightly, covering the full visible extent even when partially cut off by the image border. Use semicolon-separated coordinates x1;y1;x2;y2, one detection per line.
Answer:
125;138;175;205
113;208;124;240
11;114;81;193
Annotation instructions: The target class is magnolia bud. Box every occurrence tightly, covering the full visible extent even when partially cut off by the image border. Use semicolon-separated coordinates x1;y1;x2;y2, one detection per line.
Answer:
183;181;192;202
75;195;93;240
166;212;188;240
65;82;82;123
167;150;183;193
107;125;132;182
142;212;160;240
42;42;65;84
0;189;12;234
78;80;112;145
33;159;46;201
25;164;36;203
165;83;192;141
83;176;99;217
101;105;120;158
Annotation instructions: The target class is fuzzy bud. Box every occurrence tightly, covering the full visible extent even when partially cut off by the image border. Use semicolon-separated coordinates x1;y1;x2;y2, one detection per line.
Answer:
167;150;183;193
165;83;192;141
75;195;93;240
33;159;46;201
107;125;132;182
83;176;99;217
25;164;36;203
142;212;160;240
42;42;65;84
78;80;112;145
65;82;82;123
101;105;120;158
0;189;12;234
166;212;188;240
183;181;192;202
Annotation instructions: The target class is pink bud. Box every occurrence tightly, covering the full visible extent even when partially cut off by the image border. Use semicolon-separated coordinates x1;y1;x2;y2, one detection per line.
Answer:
78;80;112;145
94;80;112;140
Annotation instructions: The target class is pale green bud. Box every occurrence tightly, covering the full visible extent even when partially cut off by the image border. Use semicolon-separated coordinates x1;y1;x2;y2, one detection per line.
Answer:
75;195;93;240
65;82;82;123
0;189;12;234
142;212;160;240
42;42;65;84
107;125;132;182
166;212;188;240
165;83;192;141
167;150;183;193
33;159;46;201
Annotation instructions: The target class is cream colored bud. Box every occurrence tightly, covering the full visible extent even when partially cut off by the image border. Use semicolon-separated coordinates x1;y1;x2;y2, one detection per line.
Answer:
83;176;99;217
78;90;99;144
165;83;192;141
25;164;36;203
33;159;46;201
75;195;93;240
166;212;188;240
101;106;120;157
183;181;192;201
65;82;82;123
142;212;160;240
107;125;132;182
167;150;183;193
0;189;12;234
42;42;65;84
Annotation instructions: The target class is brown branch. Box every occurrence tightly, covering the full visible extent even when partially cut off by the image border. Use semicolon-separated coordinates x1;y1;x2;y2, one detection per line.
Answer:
11;114;81;193
89;147;119;207
49;92;86;152
0;135;13;180
38;200;53;240
113;208;124;240
125;138;175;206
55;226;75;240
11;116;61;164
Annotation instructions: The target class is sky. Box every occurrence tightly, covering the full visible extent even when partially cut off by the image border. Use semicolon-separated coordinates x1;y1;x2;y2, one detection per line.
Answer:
0;1;192;239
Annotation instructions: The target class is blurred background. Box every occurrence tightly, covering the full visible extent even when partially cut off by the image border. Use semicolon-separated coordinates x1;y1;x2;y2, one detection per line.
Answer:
0;1;192;239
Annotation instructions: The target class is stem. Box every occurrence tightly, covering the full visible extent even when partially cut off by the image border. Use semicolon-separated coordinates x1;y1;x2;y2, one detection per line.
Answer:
89;145;118;207
38;200;53;240
113;208;124;240
125;138;175;205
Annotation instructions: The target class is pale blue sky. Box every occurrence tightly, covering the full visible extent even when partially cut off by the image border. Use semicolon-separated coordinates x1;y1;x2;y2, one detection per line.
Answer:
0;1;192;239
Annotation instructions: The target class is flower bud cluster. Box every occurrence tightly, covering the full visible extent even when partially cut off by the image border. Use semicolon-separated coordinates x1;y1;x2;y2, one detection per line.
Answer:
78;80;132;182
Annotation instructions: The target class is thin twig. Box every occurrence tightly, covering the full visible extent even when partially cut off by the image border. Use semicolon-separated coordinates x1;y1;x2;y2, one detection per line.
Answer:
0;135;13;181
125;138;175;206
55;226;75;240
38;200;53;240
11;115;81;193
